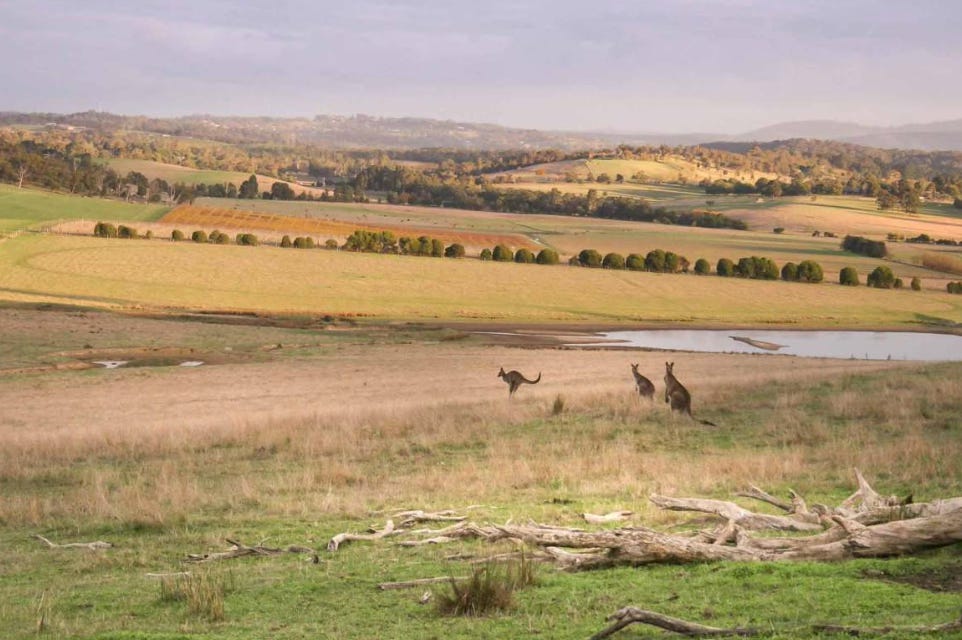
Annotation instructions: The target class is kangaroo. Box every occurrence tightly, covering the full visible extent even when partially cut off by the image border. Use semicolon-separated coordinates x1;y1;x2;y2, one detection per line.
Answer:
630;363;655;400
664;361;716;426
498;367;541;397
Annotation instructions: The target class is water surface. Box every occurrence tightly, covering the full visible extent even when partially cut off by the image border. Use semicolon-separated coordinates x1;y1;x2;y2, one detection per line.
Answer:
584;330;962;361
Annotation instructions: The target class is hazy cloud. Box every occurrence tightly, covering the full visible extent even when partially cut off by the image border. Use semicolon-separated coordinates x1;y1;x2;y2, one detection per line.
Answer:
1;0;959;132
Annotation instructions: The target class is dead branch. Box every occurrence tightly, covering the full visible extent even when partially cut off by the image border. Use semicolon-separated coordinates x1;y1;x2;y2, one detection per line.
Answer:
392;510;467;528
582;511;633;524
592;607;962;638
328;520;396;552
186;538;317;563
649;494;822;532
378;576;468;590
34;535;113;551
591;607;758;639
736;485;792;512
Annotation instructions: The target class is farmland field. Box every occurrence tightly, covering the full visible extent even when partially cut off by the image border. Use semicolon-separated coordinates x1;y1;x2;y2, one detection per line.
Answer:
0;183;169;234
2;233;962;326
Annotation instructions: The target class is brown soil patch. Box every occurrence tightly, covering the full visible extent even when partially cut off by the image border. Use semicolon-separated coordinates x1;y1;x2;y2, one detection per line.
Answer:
864;563;962;592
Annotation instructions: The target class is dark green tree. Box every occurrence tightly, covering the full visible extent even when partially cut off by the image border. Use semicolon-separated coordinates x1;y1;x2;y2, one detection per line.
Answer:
693;258;711;275
239;174;259;199
867;265;896;289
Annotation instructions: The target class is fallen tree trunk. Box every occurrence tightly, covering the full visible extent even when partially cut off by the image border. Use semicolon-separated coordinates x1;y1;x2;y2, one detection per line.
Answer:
591;607;962;638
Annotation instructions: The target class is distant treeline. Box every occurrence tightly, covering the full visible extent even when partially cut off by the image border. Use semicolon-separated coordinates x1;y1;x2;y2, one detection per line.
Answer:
353;165;747;229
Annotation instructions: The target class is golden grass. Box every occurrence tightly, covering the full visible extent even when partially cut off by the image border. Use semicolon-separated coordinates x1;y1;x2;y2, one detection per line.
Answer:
3;234;962;324
1;334;952;529
921;251;962;276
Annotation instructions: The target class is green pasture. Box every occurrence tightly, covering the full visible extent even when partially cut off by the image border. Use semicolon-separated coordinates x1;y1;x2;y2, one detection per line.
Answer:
0;184;169;234
104;158;253;186
2;233;961;327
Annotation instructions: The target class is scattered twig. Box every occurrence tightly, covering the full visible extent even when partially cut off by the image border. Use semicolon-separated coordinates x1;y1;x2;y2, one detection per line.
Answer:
186;538;317;563
378;576;469;590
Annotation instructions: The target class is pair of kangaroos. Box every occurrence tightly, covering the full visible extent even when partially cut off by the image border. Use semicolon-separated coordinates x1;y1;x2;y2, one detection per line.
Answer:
499;362;716;426
632;361;716;426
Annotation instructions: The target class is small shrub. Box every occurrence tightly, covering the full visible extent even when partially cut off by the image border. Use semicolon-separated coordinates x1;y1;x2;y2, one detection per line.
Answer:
578;249;602;268
492;244;514;262
171;229;185;241
191;230;208;243
280;235;292;248
212;231;231;244
479;248;492;261
894;277;904;289
536;249;559;265
514;248;535;264
839;266;859;286
693;258;711;275
444;243;466;258
911;277;922;291
796;260;824;283
325;238;339;250
625;253;645;271
948;282;962;294
842;235;887;258
867;265;896;289
602;252;625;270
293;236;315;249
144;230;153;240
117;225;138;239
236;233;258;246
773;227;785;234
781;262;798;281
716;258;735;277
93;222;118;238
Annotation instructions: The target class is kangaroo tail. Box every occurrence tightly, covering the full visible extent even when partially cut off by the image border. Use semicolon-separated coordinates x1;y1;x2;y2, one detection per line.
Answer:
698;418;717;427
529;372;542;384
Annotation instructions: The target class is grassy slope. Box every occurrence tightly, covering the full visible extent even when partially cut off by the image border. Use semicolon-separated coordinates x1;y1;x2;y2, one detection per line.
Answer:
0;184;169;234
104;158;320;195
2;234;961;326
1;330;961;638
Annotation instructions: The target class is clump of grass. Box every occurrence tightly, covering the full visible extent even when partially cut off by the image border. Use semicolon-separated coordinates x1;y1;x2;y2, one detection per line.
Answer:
159;570;234;621
921;252;962;276
552;394;565;415
436;554;537;617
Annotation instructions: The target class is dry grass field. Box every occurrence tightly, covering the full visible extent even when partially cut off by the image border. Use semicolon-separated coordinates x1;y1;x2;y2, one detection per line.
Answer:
3;234;962;326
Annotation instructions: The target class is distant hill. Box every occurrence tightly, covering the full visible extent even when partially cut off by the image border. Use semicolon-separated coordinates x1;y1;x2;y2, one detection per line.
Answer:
732;118;962;151
3;110;962;152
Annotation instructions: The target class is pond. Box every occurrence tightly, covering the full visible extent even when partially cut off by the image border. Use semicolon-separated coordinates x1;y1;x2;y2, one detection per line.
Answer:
580;330;962;362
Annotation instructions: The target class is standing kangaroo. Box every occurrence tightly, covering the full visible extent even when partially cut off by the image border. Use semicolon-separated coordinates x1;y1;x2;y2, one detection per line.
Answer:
630;363;655;400
498;367;541;397
664;362;716;426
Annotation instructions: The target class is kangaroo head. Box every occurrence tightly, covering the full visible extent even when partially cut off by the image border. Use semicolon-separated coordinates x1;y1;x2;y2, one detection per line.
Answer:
630;363;639;372
665;362;674;375
498;367;506;378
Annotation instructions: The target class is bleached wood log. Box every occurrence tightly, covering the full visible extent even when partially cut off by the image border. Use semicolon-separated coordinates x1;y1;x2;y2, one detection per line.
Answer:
582;510;633;524
735;485;792;512
591;606;758;639
649;494;822;532
328;520;396;552
34;535;112;550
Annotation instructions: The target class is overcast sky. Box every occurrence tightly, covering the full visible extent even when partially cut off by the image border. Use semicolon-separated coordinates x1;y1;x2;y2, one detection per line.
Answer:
1;0;959;134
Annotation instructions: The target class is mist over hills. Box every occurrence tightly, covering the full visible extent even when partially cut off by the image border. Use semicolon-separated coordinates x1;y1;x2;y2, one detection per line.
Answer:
3;111;962;152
